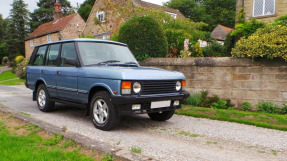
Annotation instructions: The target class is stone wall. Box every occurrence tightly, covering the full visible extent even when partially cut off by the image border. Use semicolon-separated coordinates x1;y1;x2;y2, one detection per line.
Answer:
236;0;287;23
141;57;287;107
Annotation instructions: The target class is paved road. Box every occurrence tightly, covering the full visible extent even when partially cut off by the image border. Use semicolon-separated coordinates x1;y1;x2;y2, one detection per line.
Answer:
1;85;287;161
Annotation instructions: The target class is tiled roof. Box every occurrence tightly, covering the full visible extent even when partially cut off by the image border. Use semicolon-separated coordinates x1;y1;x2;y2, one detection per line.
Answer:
218;24;234;34
140;1;185;18
109;0;185;18
26;13;76;40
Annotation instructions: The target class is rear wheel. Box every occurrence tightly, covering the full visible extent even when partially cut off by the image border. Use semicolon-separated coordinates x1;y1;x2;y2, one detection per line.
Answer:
36;84;55;112
90;91;119;131
148;110;175;121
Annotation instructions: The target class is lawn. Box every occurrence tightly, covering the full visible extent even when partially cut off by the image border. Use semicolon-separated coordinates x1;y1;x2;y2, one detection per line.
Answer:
0;112;116;161
176;105;287;131
0;70;25;85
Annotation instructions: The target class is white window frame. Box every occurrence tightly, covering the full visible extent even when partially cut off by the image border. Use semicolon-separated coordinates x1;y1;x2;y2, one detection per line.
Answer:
97;11;105;23
253;0;275;17
47;34;52;43
166;12;177;19
30;40;34;47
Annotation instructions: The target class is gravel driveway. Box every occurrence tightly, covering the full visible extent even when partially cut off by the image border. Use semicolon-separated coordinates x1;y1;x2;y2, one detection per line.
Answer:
0;85;287;161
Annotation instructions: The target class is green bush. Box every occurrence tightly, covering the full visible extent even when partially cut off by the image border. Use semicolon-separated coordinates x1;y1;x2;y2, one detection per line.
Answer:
202;42;226;57
15;55;24;64
118;16;168;61
211;99;228;109
231;18;266;38
232;25;287;61
199;90;220;107
184;93;201;106
256;102;280;114
274;15;287;27
223;34;235;56
2;56;9;64
241;101;252;111
15;58;29;79
280;104;287;115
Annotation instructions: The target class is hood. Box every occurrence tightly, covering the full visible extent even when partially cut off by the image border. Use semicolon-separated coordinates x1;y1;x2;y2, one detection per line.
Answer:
79;66;185;80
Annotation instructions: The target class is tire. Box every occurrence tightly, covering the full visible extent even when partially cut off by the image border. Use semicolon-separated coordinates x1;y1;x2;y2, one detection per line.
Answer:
36;84;55;112
148;110;175;121
90;91;119;131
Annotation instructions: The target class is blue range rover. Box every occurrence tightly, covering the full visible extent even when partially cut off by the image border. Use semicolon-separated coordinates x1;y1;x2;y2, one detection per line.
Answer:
26;39;189;130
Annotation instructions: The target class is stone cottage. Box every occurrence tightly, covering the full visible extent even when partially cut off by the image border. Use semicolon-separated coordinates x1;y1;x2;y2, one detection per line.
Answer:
24;2;85;58
83;0;185;39
236;0;287;23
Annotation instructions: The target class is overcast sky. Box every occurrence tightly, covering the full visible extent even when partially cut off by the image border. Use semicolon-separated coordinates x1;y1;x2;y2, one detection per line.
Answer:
0;0;168;19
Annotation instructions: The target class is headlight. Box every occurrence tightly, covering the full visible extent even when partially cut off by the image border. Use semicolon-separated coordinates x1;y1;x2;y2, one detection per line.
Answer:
133;82;141;93
176;81;181;91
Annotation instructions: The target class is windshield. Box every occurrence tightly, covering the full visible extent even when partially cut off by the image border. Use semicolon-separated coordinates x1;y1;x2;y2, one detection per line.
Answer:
77;42;137;66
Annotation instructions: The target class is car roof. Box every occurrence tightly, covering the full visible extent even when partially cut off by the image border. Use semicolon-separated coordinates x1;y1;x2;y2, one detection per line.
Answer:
35;38;128;47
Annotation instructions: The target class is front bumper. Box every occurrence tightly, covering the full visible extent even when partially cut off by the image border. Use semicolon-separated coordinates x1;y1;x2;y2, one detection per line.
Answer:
111;92;190;115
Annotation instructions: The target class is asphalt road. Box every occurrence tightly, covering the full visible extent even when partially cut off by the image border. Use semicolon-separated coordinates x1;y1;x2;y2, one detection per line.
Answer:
1;85;287;161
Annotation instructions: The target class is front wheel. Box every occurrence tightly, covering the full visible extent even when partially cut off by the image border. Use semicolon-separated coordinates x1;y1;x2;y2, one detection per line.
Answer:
90;91;119;131
148;110;175;121
36;84;55;112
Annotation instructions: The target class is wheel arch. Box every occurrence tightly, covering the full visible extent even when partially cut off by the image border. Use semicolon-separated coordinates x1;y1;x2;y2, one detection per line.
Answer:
88;85;112;105
33;79;46;101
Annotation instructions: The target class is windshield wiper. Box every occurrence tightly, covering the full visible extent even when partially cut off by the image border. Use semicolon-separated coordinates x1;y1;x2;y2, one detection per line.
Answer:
124;62;138;65
97;60;120;65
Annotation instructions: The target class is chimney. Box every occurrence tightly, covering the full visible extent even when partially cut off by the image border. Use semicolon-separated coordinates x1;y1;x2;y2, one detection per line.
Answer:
54;0;63;21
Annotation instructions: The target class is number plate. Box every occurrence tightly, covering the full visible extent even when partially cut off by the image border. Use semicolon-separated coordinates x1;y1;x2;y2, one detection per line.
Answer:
151;100;171;109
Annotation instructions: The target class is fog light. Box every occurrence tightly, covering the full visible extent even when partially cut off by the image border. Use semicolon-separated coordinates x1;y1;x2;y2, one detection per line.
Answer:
174;100;180;106
132;104;141;110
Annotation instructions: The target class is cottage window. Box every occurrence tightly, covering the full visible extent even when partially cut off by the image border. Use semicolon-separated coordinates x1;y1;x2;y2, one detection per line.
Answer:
97;12;105;22
30;40;34;47
253;0;275;17
47;34;52;43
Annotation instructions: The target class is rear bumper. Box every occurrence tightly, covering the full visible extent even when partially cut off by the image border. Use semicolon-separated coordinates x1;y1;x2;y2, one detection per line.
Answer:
111;92;190;115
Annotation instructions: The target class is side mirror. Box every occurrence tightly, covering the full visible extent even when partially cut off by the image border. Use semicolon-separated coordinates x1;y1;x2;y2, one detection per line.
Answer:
66;58;79;67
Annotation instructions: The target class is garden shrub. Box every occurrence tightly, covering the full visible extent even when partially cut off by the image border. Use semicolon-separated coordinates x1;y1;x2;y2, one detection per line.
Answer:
280;104;287;115
223;34;235;56
15;55;24;64
241;101;252;111
183;93;201;106
211;99;228;109
2;56;9;64
199;90;220;107
231;18;266;38
232;25;287;61
15;58;29;79
274;14;287;27
256;102;280;114
202;42;226;57
118;16;168;61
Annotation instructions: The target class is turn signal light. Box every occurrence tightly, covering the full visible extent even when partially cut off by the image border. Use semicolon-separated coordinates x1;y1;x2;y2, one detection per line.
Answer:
182;80;186;87
121;81;132;89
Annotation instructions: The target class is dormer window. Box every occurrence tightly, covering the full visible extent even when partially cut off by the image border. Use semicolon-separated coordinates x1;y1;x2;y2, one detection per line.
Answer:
166;12;177;19
253;0;275;17
97;11;105;22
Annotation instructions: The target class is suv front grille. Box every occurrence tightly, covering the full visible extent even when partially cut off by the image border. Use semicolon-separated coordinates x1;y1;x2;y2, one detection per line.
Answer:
141;80;177;95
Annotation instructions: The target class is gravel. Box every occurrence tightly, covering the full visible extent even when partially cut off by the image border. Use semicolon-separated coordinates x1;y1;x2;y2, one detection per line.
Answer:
1;85;287;161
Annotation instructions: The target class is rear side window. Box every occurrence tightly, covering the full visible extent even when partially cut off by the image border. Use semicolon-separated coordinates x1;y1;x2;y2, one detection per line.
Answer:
33;46;47;66
46;44;60;66
60;43;77;67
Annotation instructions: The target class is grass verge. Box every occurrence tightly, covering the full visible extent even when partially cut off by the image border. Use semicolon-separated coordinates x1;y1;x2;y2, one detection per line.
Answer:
0;70;25;86
176;106;287;131
0;111;118;161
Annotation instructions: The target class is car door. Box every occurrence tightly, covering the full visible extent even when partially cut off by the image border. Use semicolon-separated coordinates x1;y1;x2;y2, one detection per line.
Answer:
41;44;61;98
56;42;79;102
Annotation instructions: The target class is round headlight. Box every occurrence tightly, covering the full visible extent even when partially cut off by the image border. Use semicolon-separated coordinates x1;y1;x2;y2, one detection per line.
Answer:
176;81;182;91
133;82;141;93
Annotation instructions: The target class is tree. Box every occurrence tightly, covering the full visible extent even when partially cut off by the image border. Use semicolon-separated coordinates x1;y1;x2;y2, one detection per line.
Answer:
0;14;8;62
166;0;236;31
78;0;95;21
29;0;73;32
118;16;168;61
5;0;29;59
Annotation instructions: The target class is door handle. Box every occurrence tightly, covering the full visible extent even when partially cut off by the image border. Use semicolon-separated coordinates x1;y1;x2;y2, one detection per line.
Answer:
57;71;61;75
